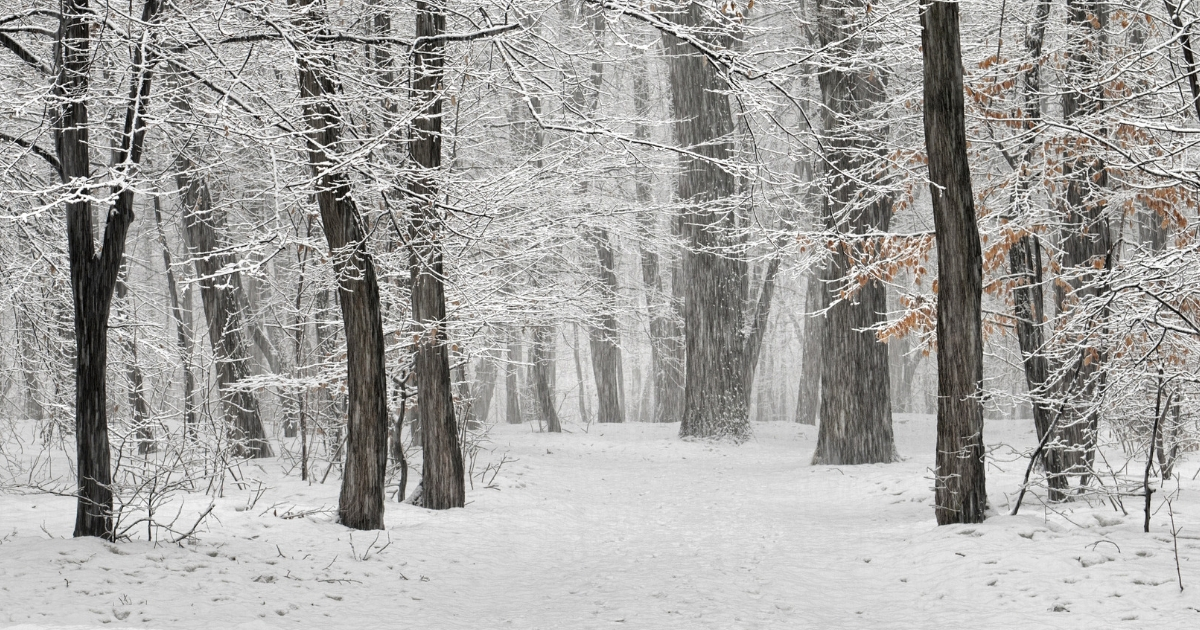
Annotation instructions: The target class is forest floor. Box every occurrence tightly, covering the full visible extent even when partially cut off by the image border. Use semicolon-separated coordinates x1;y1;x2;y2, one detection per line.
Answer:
2;414;1199;629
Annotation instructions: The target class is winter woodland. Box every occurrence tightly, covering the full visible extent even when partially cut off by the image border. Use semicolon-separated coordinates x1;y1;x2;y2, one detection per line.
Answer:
2;0;1200;626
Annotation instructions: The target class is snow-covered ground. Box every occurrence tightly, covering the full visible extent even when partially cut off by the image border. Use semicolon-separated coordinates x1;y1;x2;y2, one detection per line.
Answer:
2;414;1198;629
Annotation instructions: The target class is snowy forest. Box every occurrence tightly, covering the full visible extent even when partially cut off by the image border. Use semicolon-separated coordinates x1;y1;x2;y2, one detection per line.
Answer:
2;0;1200;625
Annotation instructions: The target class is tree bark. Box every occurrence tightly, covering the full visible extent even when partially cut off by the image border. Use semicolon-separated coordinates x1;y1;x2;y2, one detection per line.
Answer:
921;0;987;524
664;1;750;441
408;0;465;511
292;0;390;529
810;0;895;464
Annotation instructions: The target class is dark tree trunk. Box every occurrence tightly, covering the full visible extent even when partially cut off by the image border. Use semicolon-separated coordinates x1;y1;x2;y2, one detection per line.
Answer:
663;2;749;441
153;198;198;437
588;230;626;424
921;0;987;524
176;162;272;459
407;0;465;510
810;0;895;464
55;0;162;539
1053;0;1111;482
292;0;390;529
531;326;561;432
795;273;823;425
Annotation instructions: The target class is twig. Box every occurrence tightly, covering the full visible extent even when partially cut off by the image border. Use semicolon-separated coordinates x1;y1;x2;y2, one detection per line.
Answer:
169;502;215;544
1167;498;1185;592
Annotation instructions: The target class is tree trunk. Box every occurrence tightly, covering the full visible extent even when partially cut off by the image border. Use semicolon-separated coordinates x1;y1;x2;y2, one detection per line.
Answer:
153;197;198;437
292;0;390;529
506;337;524;424
795;273;823;425
632;53;685;425
921;0;987;524
588;231;626;424
1053;0;1111;483
56;0;162;539
114;268;155;455
406;0;465;510
531;325;561;432
176;162;272;459
17;308;44;424
809;0;896;464
1000;0;1066;501
664;1;749;441
473;356;498;424
743;257;781;397
571;325;592;424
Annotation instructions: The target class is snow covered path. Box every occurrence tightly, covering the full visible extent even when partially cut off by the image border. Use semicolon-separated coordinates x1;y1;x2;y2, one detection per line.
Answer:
2;415;1199;628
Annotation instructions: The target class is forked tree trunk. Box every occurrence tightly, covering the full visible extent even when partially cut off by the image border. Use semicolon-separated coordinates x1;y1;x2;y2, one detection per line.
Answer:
407;0;465;510
56;0;163;539
743;257;781;397
921;0;987;524
292;0;390;529
810;0;895;465
664;1;749;441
